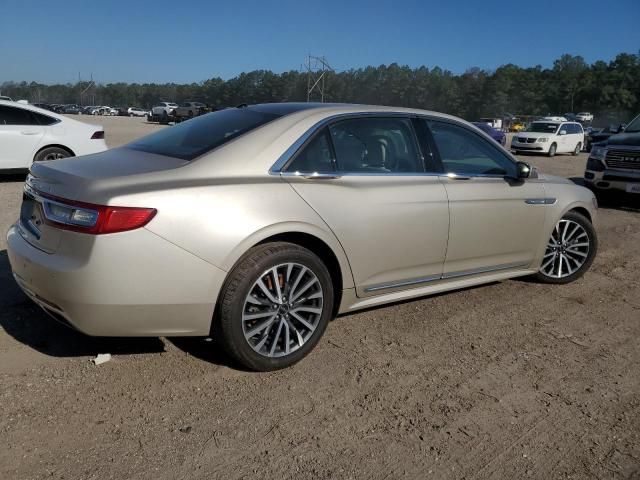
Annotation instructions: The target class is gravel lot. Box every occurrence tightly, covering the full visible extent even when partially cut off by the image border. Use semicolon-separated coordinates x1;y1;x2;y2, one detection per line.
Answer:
1;116;639;479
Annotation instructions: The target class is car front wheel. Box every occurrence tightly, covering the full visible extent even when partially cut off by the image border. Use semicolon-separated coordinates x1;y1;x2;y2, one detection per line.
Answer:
217;242;334;371
533;211;597;284
572;143;581;156
547;143;557;157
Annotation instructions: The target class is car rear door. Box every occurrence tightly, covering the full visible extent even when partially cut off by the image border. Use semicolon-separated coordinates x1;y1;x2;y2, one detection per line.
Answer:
424;119;547;277
0;105;46;168
281;115;450;297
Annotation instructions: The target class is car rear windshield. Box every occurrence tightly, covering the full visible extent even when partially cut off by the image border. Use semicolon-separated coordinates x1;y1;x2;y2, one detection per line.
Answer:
526;122;559;133
126;108;280;160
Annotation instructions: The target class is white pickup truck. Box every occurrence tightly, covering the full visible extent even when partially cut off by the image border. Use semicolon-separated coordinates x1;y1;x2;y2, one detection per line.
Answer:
576;112;594;122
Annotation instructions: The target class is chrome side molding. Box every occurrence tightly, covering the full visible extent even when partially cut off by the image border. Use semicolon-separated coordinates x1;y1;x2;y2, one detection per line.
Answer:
364;261;530;293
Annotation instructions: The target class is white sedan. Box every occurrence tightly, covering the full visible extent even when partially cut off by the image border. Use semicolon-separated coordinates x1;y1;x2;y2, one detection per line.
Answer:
0;100;107;170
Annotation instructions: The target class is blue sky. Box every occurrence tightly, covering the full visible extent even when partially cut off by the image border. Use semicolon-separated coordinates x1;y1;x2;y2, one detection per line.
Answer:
1;0;638;84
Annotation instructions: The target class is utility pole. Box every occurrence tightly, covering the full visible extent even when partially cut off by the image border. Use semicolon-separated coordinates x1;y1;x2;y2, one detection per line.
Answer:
305;55;333;102
80;75;95;107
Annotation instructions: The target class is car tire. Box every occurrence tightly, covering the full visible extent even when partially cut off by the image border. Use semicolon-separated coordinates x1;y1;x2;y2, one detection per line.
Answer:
216;242;334;371
531;211;597;284
572;143;581;156
34;147;72;162
547;143;557;157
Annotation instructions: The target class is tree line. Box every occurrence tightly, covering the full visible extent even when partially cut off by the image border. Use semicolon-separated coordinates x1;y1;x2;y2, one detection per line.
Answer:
2;52;638;125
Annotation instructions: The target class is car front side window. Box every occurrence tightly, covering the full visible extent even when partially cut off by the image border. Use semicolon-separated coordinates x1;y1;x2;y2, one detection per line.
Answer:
426;120;517;177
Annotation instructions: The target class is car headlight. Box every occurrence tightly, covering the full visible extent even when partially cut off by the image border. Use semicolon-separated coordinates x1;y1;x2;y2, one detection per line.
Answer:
538;137;548;143
590;146;607;160
586;157;605;171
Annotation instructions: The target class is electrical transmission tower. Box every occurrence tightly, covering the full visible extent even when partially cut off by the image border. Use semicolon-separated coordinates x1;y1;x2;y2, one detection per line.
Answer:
305;55;333;102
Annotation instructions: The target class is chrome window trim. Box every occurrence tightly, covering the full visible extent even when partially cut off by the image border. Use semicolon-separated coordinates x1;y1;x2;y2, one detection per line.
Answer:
363;261;530;293
269;111;521;178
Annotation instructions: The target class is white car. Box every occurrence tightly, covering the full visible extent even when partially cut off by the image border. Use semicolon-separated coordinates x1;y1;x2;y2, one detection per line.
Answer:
576;112;594;122
0;100;107;170
127;107;148;117
151;102;179;118
511;120;584;157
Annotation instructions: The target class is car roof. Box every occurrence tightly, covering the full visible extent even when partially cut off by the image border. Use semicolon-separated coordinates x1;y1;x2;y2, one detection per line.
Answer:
0;99;64;118
244;102;464;122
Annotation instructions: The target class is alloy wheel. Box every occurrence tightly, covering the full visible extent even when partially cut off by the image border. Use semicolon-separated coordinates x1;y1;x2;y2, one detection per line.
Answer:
43;152;67;161
242;262;324;358
539;219;590;278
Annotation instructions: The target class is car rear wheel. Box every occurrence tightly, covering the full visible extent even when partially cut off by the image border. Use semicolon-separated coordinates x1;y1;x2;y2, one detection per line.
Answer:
547;143;557;157
532;211;597;284
572;143;581;156
217;242;334;371
34;147;72;162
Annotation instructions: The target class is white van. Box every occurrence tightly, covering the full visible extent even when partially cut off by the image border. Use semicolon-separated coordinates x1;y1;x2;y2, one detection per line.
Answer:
511;121;584;157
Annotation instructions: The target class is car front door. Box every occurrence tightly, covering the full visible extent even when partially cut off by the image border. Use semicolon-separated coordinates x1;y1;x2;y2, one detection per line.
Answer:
0;105;46;169
281;116;450;297
424;119;547;277
558;123;572;152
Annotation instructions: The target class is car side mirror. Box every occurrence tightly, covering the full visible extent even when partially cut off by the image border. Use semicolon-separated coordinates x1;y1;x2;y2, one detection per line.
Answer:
618;124;626;133
559;130;567;136
516;161;532;179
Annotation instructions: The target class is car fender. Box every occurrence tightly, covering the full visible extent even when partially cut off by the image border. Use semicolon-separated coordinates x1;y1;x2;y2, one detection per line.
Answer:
221;220;355;290
531;183;597;268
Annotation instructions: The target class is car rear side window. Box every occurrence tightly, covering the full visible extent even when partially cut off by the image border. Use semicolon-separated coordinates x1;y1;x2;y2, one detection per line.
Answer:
329;117;424;173
286;129;336;173
127;108;280;160
426;120;517;177
31;111;58;126
0;105;37;125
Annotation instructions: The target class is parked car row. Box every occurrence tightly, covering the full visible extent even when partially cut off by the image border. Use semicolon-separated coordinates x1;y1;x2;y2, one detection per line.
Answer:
18;103;152;117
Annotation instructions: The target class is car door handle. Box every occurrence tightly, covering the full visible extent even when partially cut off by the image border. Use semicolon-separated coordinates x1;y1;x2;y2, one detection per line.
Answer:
21;131;40;135
301;173;342;180
442;173;471;180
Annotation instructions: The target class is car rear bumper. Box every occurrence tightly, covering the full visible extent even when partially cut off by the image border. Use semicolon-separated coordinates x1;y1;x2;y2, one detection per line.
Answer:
7;224;226;337
584;169;640;192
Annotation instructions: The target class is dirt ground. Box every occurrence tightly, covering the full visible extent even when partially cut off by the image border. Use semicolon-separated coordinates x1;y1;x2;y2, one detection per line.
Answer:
1;116;639;480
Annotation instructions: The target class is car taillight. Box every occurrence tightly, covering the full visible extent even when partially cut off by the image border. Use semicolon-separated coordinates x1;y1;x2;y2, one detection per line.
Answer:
91;131;105;139
39;193;156;234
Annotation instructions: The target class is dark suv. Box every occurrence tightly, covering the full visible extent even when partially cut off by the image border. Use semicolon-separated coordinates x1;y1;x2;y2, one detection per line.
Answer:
584;114;640;196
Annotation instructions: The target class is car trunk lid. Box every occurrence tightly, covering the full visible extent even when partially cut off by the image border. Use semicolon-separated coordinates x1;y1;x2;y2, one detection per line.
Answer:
20;148;188;253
